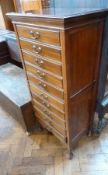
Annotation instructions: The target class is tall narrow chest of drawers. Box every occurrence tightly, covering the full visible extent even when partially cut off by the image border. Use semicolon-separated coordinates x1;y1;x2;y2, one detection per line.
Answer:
7;8;108;157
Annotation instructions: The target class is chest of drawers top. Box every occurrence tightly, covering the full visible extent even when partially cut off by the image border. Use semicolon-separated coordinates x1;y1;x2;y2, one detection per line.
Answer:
7;7;108;29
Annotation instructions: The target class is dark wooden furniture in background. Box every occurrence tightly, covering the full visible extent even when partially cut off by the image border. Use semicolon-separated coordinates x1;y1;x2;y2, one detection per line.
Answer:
7;7;108;157
0;63;35;133
13;0;53;13
5;32;22;67
0;29;35;133
0;0;15;30
0;29;22;67
0;37;10;65
96;17;108;134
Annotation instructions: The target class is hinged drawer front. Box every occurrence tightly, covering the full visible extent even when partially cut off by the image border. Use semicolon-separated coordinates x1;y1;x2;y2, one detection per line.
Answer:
33;98;66;128
35;115;66;144
29;83;64;112
24;62;63;88
22;51;62;76
16;24;67;143
34;107;66;136
16;25;60;46
27;72;64;100
20;40;61;62
32;92;65;119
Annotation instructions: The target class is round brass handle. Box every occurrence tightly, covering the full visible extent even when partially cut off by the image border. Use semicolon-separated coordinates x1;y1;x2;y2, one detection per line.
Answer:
35;31;40;39
42;101;50;108
47;104;50;108
36;70;46;79
37;70;41;74
43;110;50;116
35;59;44;66
29;31;40;39
40;93;48;100
41;72;45;77
32;45;36;49
44;95;48;99
32;45;42;54
39;82;47;88
29;30;34;36
39;60;44;65
36;47;42;54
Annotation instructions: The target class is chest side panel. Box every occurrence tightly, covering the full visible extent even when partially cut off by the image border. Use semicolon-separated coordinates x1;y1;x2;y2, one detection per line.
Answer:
65;19;104;147
67;21;103;97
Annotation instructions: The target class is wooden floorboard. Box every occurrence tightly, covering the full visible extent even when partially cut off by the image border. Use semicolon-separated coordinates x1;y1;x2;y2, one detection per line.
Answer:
0;106;108;175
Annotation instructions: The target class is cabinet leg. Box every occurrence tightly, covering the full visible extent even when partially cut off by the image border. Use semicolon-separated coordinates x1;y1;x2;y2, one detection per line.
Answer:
95;111;104;135
87;126;94;137
96;119;103;135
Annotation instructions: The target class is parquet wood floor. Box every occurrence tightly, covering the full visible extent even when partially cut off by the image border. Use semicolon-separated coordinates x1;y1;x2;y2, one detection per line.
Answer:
0;106;108;175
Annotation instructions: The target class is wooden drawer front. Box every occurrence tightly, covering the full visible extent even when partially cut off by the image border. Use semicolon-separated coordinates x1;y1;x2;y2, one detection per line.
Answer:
32;92;65;119
22;51;62;76
33;99;66;129
27;73;64;99
20;40;61;62
24;63;63;88
35;114;66;143
34;107;66;136
17;25;60;46
29;83;64;112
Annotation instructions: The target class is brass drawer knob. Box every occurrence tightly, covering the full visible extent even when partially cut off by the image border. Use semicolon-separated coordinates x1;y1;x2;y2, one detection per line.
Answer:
29;30;34;36
39;82;47;88
36;47;42;54
35;31;40;39
43;109;50;116
32;45;42;54
39;60;44;65
40;93;48;100
35;59;44;66
29;31;40;39
47;104;50;108
36;70;46;79
42;72;45;77
42;101;50;108
32;45;36;49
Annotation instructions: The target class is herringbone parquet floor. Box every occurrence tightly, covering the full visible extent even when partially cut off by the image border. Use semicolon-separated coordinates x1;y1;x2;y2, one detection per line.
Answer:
1;106;108;175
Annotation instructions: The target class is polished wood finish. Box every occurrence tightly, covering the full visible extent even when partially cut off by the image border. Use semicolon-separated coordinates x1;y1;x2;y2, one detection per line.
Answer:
24;62;63;88
22;51;62;76
20;39;61;62
16;25;60;46
13;0;53;13
30;83;64;111
0;0;15;30
27;73;64;99
66;22;103;97
7;6;108;156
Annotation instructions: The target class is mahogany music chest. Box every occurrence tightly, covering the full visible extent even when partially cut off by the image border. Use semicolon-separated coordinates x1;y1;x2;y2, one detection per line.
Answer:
7;7;108;157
